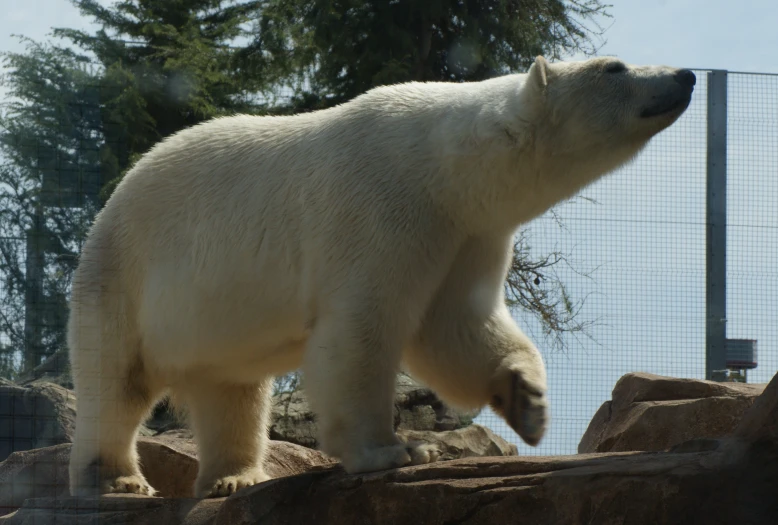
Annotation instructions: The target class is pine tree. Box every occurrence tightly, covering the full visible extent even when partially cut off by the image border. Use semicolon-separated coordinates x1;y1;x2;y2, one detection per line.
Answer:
0;39;103;377
246;0;611;111
0;0;267;377
54;0;267;198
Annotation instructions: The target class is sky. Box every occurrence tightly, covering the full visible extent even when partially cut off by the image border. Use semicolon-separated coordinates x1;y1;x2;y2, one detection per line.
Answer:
3;0;778;73
1;1;777;456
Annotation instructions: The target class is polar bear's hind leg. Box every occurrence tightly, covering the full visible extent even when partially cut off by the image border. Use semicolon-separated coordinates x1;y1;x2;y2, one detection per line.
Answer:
69;334;162;497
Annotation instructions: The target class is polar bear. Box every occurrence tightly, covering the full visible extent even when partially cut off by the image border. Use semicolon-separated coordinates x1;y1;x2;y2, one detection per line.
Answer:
67;55;695;498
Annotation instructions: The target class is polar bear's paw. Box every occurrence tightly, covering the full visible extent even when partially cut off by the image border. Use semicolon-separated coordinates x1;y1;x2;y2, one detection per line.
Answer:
197;469;271;498
103;474;157;497
341;441;441;475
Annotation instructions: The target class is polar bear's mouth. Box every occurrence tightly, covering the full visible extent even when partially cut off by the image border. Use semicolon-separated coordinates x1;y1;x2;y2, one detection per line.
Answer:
640;68;696;119
640;92;693;119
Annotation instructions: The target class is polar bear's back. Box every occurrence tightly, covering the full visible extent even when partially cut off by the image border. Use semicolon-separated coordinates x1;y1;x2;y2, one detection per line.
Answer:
71;77;523;368
74;114;330;366
105;73;519;254
104;78;487;276
111;82;453;242
73;86;450;365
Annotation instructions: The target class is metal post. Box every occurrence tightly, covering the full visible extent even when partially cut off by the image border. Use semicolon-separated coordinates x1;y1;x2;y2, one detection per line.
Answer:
706;70;728;381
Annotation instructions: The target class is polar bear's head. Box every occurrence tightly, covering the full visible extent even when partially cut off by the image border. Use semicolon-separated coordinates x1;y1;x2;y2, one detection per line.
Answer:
522;55;696;176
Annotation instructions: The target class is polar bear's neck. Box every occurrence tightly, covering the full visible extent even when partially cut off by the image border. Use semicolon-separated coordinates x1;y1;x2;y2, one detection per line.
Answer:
358;74;606;235
319;74;633;236
415;75;639;234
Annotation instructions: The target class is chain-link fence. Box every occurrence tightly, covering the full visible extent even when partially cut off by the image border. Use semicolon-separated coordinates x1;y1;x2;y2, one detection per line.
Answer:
475;69;778;455
1;69;777;467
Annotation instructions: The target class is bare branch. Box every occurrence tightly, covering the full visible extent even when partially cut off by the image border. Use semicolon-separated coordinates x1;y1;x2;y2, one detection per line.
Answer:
505;228;601;354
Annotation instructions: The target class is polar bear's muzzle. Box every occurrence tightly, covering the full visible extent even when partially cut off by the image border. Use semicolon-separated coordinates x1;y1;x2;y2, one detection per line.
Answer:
640;68;696;119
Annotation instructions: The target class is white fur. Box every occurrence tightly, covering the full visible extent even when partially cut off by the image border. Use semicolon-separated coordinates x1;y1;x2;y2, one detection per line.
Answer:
67;55;694;497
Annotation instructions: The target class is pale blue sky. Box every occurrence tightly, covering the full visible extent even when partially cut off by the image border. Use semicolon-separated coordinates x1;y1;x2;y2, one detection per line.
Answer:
3;0;778;72
1;1;776;456
571;0;778;73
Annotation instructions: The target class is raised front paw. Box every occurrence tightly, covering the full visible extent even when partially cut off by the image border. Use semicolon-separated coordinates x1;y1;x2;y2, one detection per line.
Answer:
341;441;441;475
103;474;157;496
196;469;271;498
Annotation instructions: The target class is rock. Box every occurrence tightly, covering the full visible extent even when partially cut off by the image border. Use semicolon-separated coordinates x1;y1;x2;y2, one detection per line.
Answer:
397;424;517;461
0;495;221;525
609;372;763;406
264;440;337;478
8;443;778;525
394;374;480;431
734;370;778;442
0;381;76;462
143;398;188;435
147;429;337;482
0;443;70;517
269;390;318;448
0;431;336;516
16;349;72;389
579;372;765;453
7;437;778;525
270;374;480;448
213;442;778;525
5;372;778;525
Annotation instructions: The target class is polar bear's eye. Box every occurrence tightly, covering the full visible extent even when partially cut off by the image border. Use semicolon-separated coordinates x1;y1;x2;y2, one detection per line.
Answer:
605;62;627;74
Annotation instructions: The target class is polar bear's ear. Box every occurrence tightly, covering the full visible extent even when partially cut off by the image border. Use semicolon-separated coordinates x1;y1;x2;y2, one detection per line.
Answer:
528;56;549;91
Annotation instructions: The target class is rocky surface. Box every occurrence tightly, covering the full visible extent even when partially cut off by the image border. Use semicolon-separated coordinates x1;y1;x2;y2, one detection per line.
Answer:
15;349;72;389
0;381;77;462
215;443;778;525
734;369;778;442
578;372;765;453
0;424;512;517
393;374;480;431
268;390;318;448
6;434;778;524
270;374;480;448
0;374;479;463
1;495;221;525
398;424;517;460
0;432;335;516
3;371;777;524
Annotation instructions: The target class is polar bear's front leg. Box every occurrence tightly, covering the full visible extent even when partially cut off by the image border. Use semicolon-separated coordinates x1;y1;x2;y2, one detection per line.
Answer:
408;306;549;447
303;309;440;474
180;379;273;498
404;234;549;447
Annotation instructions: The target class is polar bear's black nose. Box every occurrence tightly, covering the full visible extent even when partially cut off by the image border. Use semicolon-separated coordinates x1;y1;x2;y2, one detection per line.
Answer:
674;69;696;88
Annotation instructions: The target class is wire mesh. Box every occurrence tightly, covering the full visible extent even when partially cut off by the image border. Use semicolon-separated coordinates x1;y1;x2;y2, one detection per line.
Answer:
725;72;778;386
